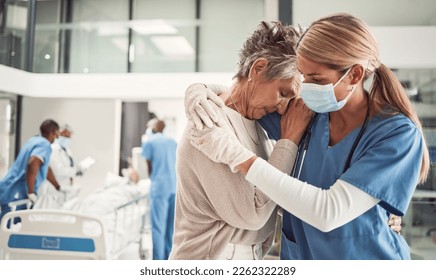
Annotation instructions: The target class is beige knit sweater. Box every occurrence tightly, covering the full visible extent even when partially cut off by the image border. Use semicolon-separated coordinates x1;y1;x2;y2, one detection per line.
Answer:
169;106;298;260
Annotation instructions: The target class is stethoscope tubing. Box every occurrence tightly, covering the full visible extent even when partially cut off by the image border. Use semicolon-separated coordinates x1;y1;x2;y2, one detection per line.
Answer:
292;113;318;179
293;92;370;179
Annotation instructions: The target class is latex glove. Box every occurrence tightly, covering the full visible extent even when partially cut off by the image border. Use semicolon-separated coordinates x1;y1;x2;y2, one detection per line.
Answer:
58;185;69;193
388;214;402;234
28;193;38;204
185;83;226;130
188;125;255;172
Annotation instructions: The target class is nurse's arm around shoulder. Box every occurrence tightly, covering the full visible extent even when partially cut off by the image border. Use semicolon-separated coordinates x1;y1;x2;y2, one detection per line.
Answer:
238;157;380;232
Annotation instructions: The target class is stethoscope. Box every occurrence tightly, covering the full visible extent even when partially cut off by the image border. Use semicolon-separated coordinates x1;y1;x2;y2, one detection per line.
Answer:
292;92;371;179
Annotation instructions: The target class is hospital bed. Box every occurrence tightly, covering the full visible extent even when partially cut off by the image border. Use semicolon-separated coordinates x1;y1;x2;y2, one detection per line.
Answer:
0;179;152;260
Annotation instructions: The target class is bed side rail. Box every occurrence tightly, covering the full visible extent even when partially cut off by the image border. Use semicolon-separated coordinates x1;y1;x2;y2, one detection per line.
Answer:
0;209;106;260
107;193;150;258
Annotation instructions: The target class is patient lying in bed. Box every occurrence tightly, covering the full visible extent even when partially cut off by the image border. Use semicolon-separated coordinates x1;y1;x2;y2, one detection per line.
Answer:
61;172;150;257
35;170;149;213
61;172;149;216
1;171;151;259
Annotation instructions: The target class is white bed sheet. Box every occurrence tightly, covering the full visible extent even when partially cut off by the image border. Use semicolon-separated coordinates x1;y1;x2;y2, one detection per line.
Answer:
60;178;150;258
1;174;150;259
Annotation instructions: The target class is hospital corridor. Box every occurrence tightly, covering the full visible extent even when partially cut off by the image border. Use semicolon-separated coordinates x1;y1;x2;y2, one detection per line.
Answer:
0;0;436;263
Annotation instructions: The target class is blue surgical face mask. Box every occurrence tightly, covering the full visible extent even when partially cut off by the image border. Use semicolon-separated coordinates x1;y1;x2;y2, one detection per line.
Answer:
57;136;71;148
300;68;355;113
145;127;154;136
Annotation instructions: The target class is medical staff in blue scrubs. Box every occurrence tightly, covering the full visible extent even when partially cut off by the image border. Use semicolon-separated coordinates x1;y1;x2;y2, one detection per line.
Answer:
141;118;177;260
187;13;430;259
269;13;427;259
0;119;63;223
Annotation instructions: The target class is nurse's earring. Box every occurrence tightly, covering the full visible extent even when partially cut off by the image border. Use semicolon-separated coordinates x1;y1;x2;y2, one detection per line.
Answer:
248;76;252;82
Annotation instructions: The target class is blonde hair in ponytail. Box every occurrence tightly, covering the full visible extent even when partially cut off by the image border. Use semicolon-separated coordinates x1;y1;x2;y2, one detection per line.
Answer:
297;13;429;183
371;64;430;183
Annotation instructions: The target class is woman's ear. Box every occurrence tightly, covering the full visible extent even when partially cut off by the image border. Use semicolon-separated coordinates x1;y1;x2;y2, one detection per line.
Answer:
248;58;268;81
350;64;365;85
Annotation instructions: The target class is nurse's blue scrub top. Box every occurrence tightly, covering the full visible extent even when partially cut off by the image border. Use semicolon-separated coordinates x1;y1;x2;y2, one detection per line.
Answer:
0;135;52;204
258;111;423;259
141;133;177;198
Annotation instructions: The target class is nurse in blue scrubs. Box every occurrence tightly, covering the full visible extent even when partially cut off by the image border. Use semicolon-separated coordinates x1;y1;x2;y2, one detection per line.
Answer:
0;119;61;223
188;13;430;259
141;119;177;260
263;13;428;259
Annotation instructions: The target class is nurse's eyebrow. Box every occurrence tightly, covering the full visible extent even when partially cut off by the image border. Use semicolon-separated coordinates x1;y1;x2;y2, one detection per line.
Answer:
297;68;321;76
304;72;322;76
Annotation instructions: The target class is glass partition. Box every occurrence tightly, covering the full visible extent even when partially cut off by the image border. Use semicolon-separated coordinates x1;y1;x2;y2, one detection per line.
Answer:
33;0;61;73
1;0;265;74
67;0;129;73
395;68;436;104
0;92;17;178
0;0;29;70
130;0;197;73
395;68;436;259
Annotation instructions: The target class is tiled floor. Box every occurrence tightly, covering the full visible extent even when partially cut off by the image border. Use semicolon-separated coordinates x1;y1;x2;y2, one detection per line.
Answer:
116;232;153;260
117;242;142;260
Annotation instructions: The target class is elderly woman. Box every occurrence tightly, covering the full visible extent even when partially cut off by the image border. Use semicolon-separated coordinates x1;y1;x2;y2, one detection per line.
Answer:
169;21;312;260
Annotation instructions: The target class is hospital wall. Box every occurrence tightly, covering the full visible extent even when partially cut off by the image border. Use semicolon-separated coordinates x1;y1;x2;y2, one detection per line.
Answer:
146;98;187;141
19;95;193;196
21;97;121;197
293;0;436;27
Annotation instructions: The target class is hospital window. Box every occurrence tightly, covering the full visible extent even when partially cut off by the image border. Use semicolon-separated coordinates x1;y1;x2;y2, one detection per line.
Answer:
1;0;265;74
0;92;18;179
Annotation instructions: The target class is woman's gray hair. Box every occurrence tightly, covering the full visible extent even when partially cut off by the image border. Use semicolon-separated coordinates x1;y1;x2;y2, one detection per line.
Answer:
234;21;302;81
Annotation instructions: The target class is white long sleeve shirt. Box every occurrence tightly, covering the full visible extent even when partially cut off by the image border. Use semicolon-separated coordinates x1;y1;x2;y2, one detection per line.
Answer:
50;142;76;186
246;157;380;232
